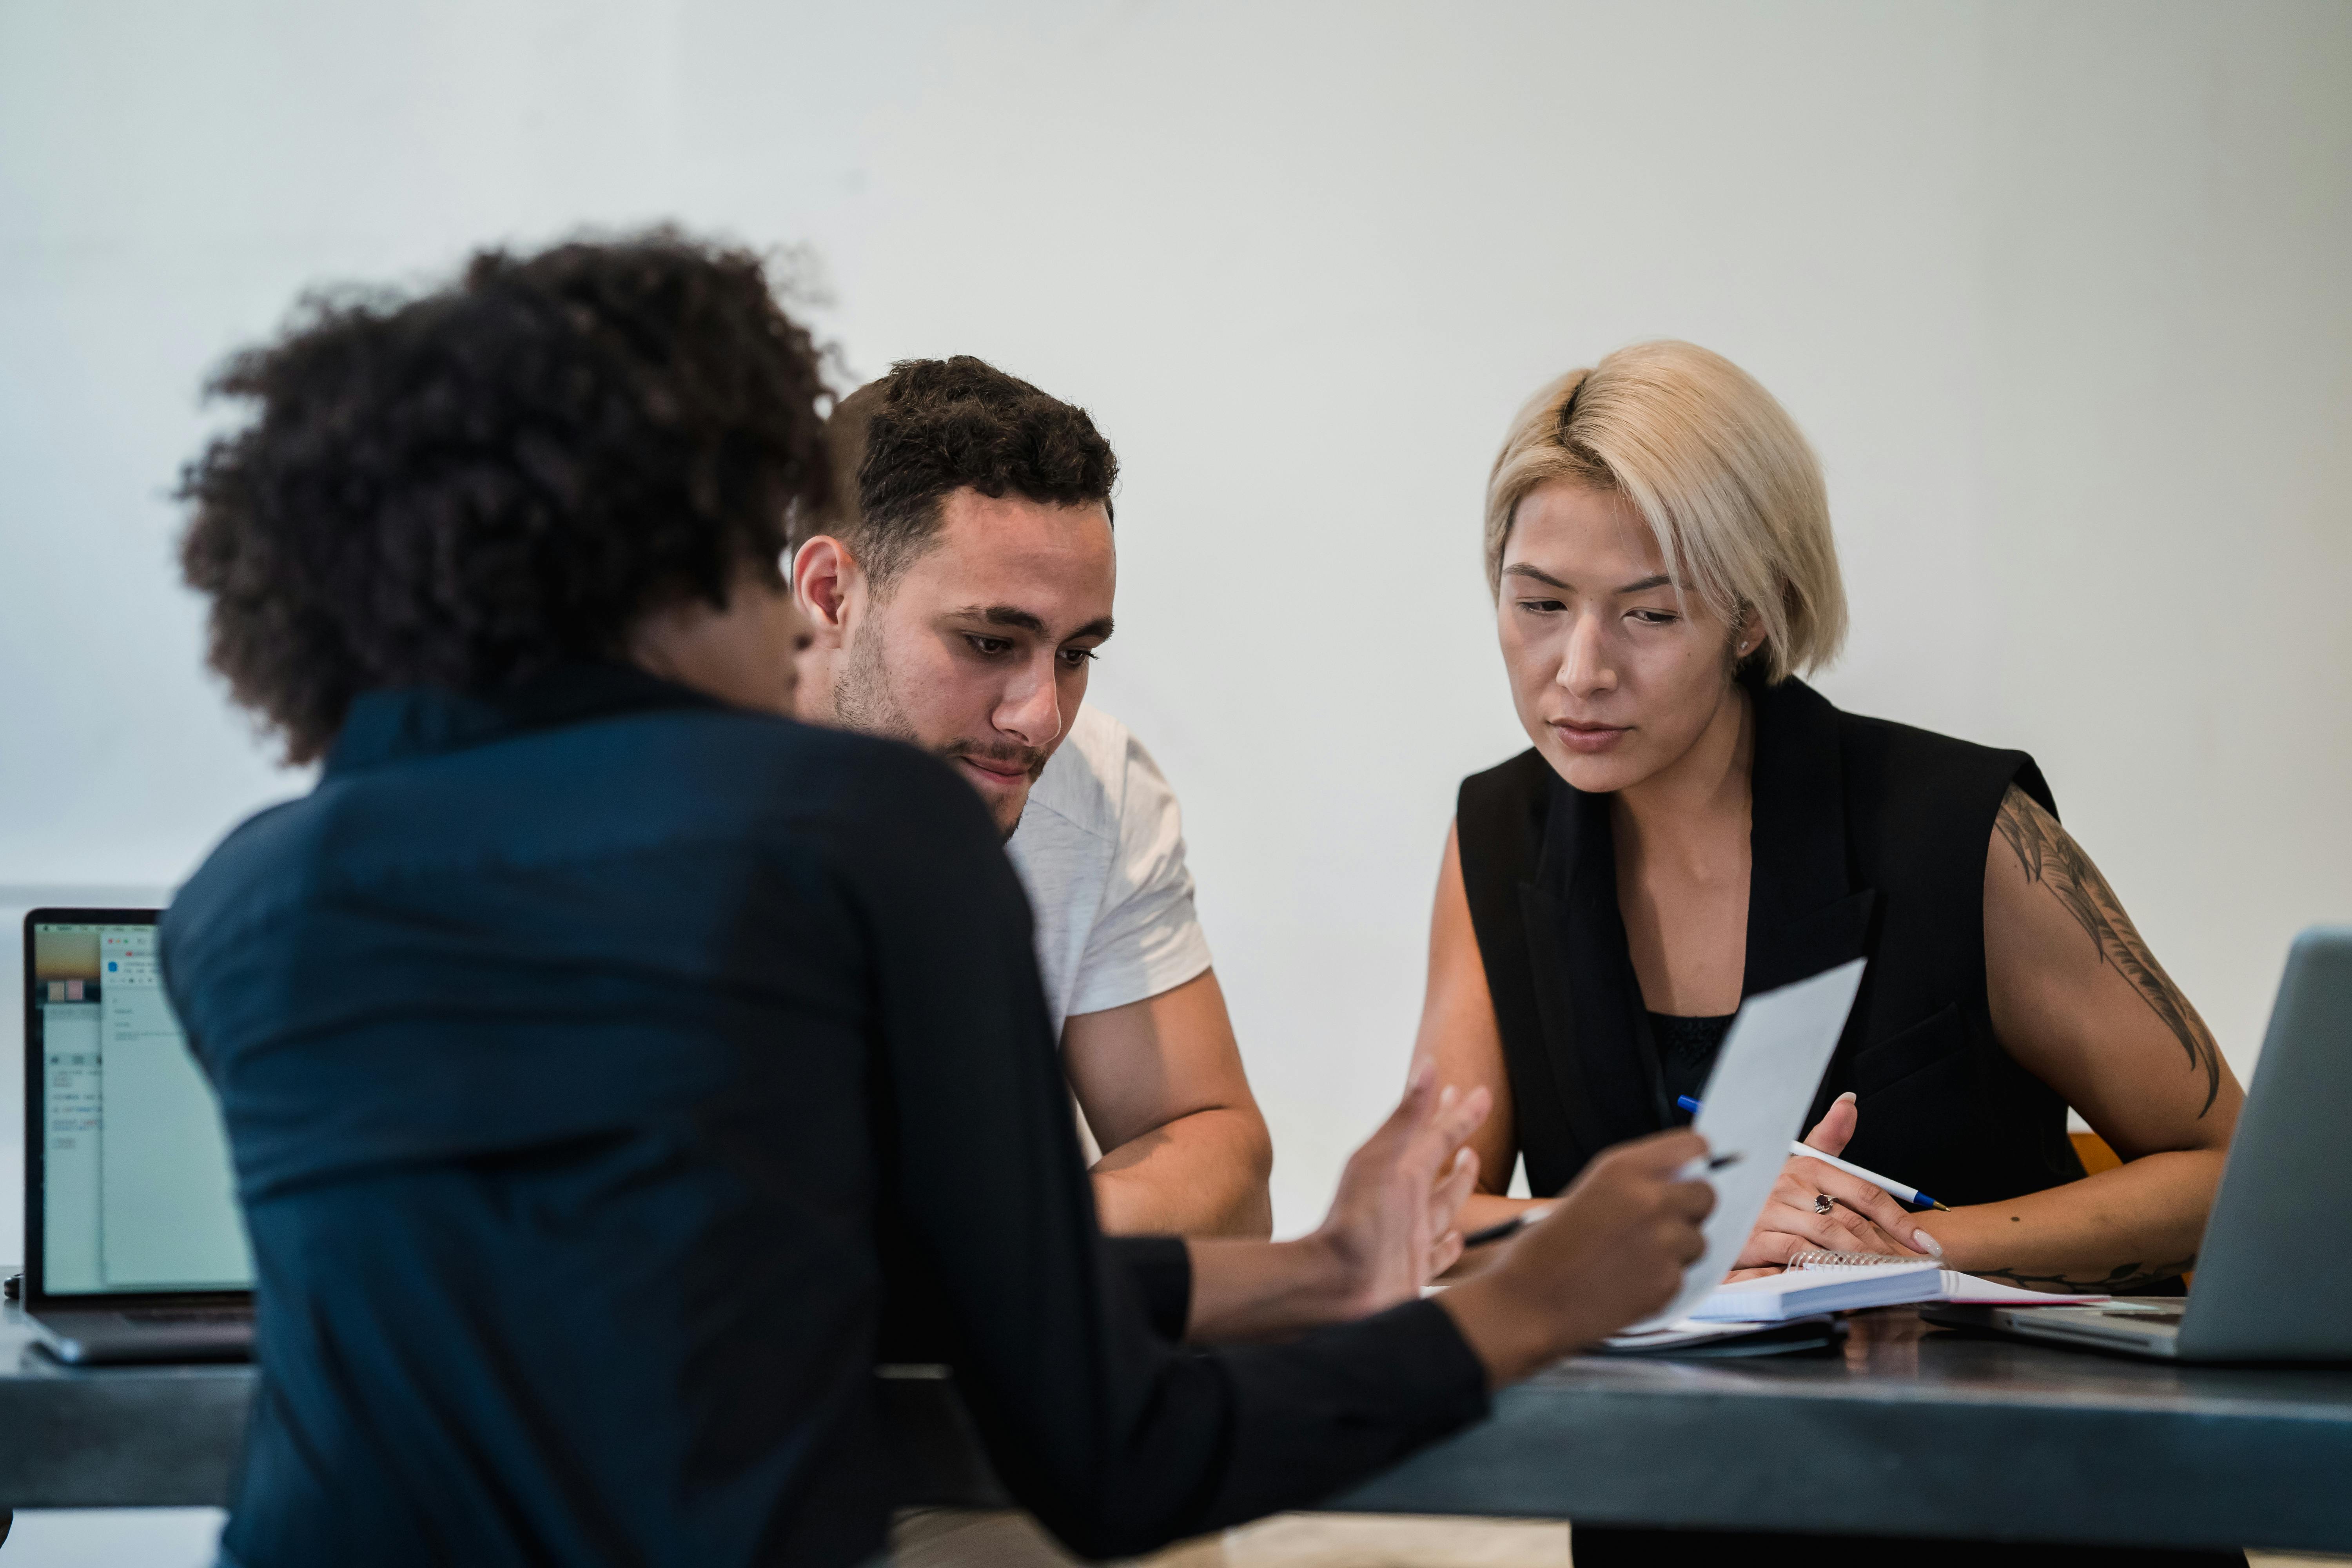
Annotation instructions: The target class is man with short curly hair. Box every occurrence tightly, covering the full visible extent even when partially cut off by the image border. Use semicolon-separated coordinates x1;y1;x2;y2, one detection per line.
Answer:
794;358;1275;1240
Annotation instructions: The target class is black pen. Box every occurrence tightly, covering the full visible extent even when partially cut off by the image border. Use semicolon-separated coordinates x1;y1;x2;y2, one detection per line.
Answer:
1462;1208;1550;1249
1461;1154;1742;1248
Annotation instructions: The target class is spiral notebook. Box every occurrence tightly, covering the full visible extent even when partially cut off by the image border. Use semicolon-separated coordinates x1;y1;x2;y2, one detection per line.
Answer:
1687;1250;2111;1322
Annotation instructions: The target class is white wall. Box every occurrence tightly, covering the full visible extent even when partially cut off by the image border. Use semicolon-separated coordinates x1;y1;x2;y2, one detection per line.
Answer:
3;0;2347;1261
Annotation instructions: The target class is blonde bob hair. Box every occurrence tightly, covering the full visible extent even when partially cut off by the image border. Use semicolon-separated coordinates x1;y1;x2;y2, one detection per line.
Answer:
1483;340;1846;683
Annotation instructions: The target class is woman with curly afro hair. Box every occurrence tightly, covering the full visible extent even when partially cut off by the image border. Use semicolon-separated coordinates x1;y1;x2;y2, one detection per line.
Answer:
179;229;833;757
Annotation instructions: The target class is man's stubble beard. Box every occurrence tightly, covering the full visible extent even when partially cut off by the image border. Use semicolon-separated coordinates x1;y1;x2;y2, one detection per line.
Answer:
832;615;921;746
833;618;1040;842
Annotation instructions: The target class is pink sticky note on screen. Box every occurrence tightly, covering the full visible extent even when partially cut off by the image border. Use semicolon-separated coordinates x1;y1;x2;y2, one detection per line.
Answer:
65;980;84;1001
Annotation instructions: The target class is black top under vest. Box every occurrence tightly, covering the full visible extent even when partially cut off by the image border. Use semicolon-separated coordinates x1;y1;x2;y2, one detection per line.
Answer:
1650;1012;1733;1117
1456;672;2086;1207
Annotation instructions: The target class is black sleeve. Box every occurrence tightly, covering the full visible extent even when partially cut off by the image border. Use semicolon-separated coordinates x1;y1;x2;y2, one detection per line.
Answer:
1104;1236;1192;1344
837;748;1489;1559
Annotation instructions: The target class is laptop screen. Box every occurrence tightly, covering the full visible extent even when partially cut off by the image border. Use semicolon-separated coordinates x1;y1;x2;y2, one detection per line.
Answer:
27;915;253;1298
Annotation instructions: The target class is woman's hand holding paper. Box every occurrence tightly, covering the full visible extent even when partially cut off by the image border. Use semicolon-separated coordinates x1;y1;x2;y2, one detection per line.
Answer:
1182;1061;1489;1342
1437;1129;1717;1387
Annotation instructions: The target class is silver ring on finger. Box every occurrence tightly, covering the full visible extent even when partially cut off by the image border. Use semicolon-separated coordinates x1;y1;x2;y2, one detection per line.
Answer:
1811;1193;1835;1216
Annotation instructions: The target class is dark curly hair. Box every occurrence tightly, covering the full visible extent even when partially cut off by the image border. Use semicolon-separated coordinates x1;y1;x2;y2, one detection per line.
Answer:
178;230;832;763
820;355;1116;586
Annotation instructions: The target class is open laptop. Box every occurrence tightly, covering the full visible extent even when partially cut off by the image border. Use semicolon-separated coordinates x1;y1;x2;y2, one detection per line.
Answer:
1925;926;2352;1362
21;909;254;1363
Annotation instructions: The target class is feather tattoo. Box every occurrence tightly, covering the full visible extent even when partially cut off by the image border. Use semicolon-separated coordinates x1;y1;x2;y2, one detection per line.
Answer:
1975;1258;2198;1293
1995;786;2223;1115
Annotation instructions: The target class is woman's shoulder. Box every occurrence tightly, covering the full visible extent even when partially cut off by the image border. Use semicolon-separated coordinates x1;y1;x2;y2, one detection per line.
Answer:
1797;686;2060;846
1826;698;2056;821
1454;748;1555;887
1457;746;1552;812
1456;747;1556;843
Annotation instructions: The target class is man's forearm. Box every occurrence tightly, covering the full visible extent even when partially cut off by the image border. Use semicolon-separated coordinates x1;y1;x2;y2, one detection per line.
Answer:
1091;1107;1274;1238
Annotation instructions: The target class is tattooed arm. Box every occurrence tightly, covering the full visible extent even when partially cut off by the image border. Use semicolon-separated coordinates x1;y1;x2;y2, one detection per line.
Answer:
1923;786;2244;1292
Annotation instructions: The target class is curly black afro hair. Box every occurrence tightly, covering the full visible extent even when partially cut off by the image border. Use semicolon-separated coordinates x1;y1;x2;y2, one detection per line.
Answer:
179;229;832;763
822;354;1116;584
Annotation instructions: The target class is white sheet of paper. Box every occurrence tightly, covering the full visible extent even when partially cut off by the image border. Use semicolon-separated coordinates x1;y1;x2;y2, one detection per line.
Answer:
1937;1272;2107;1307
1628;957;1867;1332
1599;1318;1805;1352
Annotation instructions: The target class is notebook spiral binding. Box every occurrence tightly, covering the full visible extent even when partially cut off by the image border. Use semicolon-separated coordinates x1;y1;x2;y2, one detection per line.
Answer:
1787;1249;1933;1271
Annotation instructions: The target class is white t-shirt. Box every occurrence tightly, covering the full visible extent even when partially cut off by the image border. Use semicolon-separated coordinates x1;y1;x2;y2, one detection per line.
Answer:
1005;706;1214;1039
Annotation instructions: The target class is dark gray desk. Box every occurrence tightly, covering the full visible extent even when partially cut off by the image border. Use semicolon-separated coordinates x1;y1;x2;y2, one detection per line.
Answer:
5;1302;2350;1553
1327;1312;2352;1553
0;1298;250;1508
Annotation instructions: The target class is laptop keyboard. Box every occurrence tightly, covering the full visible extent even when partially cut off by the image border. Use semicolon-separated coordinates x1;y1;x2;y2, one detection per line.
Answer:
123;1308;252;1326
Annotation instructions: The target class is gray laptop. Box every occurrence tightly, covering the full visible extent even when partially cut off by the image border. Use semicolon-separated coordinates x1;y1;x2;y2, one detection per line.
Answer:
21;909;254;1363
1926;926;2352;1362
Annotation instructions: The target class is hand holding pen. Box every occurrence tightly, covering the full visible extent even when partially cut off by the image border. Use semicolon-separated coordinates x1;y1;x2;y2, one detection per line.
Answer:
1673;1094;1948;1211
1463;1149;1742;1249
1680;1089;1946;1267
1458;1093;1940;1264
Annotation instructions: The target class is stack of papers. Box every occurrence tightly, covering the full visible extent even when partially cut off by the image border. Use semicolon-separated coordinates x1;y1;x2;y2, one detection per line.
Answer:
1691;1263;2108;1322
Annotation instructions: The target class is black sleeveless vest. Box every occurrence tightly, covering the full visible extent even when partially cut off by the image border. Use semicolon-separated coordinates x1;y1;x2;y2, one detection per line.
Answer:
1456;673;2085;1207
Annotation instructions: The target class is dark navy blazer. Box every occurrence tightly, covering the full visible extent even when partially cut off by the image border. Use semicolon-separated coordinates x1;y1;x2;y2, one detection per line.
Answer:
162;666;1484;1568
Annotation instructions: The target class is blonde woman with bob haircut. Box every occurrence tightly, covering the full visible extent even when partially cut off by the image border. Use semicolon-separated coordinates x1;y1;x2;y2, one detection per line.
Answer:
1418;345;2248;1561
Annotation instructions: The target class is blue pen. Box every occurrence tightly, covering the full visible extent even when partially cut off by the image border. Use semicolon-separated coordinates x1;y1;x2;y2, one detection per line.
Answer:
1676;1095;1949;1211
